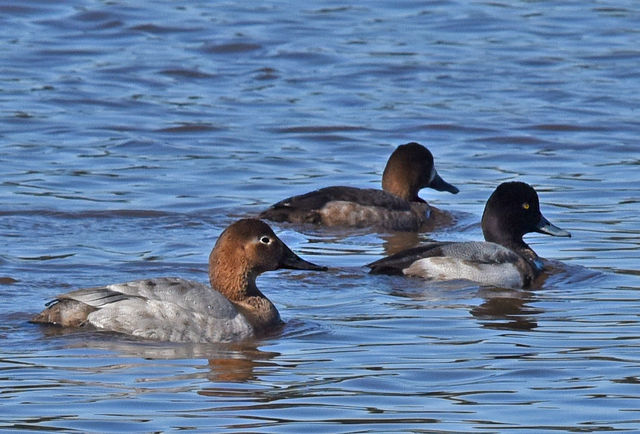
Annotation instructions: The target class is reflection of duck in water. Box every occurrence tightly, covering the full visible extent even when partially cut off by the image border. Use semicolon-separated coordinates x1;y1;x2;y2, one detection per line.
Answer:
205;344;280;383
379;231;423;256
471;288;540;331
368;182;571;288
261;143;459;231
31;219;326;343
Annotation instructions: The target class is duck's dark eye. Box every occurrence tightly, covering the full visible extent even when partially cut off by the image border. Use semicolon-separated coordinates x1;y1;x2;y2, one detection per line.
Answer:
522;202;530;210
259;236;272;245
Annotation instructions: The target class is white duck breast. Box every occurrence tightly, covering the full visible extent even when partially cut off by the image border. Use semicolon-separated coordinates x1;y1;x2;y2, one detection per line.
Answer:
64;277;254;343
402;242;525;289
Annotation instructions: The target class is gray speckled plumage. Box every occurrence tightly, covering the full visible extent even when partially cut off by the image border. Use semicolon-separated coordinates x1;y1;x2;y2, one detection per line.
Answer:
405;242;530;288
368;241;533;288
49;277;254;342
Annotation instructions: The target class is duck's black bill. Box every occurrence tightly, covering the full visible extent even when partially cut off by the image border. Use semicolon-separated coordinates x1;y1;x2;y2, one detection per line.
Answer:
536;215;571;237
280;245;327;271
430;172;459;194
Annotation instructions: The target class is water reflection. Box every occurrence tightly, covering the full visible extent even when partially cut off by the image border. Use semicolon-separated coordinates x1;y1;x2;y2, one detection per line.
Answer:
384;275;541;330
472;288;539;331
206;346;279;383
379;230;422;255
33;325;280;383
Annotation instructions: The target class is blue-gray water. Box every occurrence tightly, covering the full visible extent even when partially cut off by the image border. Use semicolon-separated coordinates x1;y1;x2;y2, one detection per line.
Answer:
2;1;639;432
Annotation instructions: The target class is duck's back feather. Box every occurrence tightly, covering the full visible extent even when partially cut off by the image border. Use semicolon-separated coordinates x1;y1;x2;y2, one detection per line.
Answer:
32;277;254;343
367;242;450;274
368;241;533;288
260;186;411;222
260;186;433;230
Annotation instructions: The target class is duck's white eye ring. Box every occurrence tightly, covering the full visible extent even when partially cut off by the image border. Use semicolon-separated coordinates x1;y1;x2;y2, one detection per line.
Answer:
259;236;272;245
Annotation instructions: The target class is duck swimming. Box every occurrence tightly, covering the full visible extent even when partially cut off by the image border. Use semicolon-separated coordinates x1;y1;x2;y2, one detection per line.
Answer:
260;142;459;231
368;181;571;288
31;219;326;343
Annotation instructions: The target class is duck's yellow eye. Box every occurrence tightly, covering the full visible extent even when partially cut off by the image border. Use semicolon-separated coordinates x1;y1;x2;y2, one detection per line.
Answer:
522;202;530;210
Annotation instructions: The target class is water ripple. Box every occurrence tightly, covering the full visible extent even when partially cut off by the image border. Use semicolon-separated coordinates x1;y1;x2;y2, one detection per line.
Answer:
1;0;639;431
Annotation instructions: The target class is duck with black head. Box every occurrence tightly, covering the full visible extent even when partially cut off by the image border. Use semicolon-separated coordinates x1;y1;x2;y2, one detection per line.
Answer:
31;219;326;343
260;142;459;231
368;182;571;288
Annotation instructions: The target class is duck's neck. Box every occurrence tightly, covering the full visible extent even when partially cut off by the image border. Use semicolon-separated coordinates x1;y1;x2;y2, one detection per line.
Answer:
511;240;539;265
231;294;282;333
209;261;281;331
382;176;418;202
485;230;541;270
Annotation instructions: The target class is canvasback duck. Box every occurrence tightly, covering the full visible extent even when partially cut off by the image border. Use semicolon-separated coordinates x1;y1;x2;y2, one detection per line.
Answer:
31;219;326;343
260;142;459;231
368;182;571;288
